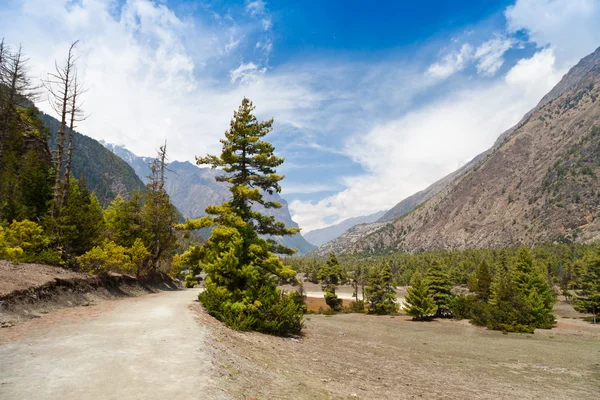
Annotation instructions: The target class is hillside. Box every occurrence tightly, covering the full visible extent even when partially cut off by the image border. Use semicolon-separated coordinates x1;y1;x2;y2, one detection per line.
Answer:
304;210;386;246
104;144;316;254
42;114;146;206
348;47;600;254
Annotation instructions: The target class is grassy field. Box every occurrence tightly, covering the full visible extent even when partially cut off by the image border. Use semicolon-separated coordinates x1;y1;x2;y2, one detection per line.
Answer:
196;298;600;400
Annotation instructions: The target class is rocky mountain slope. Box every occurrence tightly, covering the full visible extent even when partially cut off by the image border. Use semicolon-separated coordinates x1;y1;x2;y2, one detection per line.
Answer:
348;47;600;254
304;211;386;246
42;114;146;206
103;144;316;254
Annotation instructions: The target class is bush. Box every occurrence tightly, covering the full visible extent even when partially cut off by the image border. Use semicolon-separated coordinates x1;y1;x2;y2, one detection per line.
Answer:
200;282;306;335
0;220;60;264
346;300;366;313
450;292;476;320
324;290;343;312
184;273;198;288
78;240;132;275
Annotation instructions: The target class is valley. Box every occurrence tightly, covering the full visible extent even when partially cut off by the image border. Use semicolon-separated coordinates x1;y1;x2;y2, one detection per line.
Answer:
2;2;600;400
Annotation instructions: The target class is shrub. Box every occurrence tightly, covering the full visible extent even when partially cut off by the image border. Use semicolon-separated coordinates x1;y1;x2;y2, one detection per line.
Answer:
324;290;343;312
450;292;476;320
78;240;132;275
346;300;366;313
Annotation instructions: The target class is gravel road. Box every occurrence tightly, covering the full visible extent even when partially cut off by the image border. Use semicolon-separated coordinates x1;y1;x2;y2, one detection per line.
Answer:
0;289;225;400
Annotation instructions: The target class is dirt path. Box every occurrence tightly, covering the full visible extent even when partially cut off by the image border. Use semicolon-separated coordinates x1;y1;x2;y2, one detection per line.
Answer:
0;289;225;400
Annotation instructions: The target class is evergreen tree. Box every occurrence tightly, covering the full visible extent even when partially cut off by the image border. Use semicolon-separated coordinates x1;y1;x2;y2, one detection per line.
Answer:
487;270;535;333
179;98;305;334
574;254;600;324
53;176;104;257
318;252;344;311
472;260;493;301
104;192;144;248
142;145;178;270
404;272;437;320
365;263;398;315
512;247;555;329
425;260;454;317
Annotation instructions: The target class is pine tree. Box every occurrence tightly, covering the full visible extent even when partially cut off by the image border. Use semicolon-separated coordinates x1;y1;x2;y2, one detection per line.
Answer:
53;176;104;257
104;192;144;248
318;252;344;311
574;254;600;324
425;260;454;317
512;247;555;329
487;269;535;333
179;98;304;334
365;262;398;315
404;272;437;320
142;144;178;271
472;260;493;301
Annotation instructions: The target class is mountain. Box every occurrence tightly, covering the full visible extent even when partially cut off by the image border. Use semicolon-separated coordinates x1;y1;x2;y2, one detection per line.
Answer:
41;114;146;206
304;211;386;246
347;46;600;254
103;143;316;254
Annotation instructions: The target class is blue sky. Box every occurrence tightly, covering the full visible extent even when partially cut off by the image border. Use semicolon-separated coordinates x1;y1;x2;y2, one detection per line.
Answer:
1;0;600;231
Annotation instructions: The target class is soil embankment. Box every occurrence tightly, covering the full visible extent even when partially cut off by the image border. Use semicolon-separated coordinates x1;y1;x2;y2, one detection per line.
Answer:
0;260;180;328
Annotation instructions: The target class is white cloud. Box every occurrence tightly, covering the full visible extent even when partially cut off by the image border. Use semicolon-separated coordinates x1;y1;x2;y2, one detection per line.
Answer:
426;43;473;79
0;0;323;163
291;49;564;231
281;183;338;195
505;0;600;68
474;37;514;76
262;18;273;31
245;1;266;17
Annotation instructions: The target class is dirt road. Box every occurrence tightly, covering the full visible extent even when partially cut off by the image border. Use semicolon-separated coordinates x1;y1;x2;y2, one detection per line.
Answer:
0;289;225;400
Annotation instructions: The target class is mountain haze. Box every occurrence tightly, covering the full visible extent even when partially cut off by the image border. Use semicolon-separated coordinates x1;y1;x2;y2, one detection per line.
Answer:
104;143;316;254
304;211;386;246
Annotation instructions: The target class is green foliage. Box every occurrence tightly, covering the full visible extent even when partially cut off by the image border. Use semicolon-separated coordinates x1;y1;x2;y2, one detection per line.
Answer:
78;239;132;275
574;253;600;321
425;260;454;317
347;300;366;313
0;108;53;223
0;220;61;263
512;247;555;328
142;149;179;271
486;271;537;333
187;98;305;335
51;177;104;257
129;238;150;277
365;263;398;315
404;272;437;320
318;252;344;311
104;193;144;248
471;260;493;301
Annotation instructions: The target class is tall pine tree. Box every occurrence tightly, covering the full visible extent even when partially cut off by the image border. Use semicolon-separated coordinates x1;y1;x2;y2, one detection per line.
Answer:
179;98;304;334
425;260;454;317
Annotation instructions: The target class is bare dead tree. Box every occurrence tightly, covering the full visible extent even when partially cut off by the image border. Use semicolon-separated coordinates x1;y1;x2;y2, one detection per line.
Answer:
0;44;40;163
43;40;79;214
62;72;88;205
